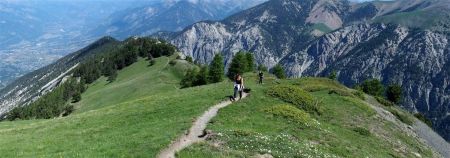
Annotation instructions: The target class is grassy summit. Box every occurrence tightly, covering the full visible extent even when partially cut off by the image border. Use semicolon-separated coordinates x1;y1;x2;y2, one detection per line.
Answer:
0;57;437;157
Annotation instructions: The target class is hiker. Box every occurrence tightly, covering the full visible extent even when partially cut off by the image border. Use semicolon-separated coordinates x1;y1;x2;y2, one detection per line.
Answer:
258;71;264;84
233;74;244;101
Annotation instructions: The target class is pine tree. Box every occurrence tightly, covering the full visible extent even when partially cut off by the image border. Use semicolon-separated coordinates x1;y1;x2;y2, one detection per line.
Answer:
272;64;286;79
227;52;247;79
329;70;337;80
361;79;384;96
72;92;81;103
195;66;209;86
245;52;254;72
180;68;198;88
386;84;402;104
107;68;118;82
186;56;193;63
208;54;224;83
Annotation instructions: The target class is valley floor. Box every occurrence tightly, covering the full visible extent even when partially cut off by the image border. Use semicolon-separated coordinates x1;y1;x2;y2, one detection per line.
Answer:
0;57;442;157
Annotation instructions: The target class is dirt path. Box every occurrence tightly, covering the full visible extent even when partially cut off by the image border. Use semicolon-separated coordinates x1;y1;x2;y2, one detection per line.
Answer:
158;93;248;158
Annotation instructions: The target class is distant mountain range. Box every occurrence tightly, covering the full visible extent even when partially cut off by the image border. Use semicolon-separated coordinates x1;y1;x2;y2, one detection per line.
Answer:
0;0;266;89
89;0;266;39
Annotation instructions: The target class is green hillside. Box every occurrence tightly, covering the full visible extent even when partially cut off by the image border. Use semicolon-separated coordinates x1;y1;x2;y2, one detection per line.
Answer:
0;57;438;157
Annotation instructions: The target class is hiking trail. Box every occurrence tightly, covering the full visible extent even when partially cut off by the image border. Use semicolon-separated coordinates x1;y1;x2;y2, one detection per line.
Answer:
158;93;248;158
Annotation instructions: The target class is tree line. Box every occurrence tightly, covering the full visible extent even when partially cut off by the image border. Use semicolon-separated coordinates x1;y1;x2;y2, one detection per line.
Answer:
6;78;84;120
180;51;287;88
73;38;176;84
5;37;176;121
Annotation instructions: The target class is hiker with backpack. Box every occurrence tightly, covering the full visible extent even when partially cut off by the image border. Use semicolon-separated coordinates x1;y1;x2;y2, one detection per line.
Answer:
232;74;244;101
258;71;264;84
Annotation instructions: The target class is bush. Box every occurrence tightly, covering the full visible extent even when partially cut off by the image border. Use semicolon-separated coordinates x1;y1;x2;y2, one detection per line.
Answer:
194;66;209;86
272;64;286;79
360;79;384;96
375;96;395;107
169;60;177;66
329;70;337;80
149;59;156;66
267;85;321;115
352;91;365;100
62;105;74;117
388;108;414;125
186;56;193;63
264;105;318;127
414;113;433;127
353;127;371;136
386;84;402;104
328;89;353;97
72;92;82;103
180;68;198;88
175;54;182;60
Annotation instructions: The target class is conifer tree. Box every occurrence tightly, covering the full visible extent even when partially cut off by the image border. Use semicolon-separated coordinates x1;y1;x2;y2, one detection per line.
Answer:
180;68;198;88
272;64;286;79
195;66;209;86
227;52;247;79
208;53;224;83
386;84;402;104
245;52;255;72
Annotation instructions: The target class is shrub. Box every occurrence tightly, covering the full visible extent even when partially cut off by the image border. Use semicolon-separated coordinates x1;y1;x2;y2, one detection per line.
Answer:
353;127;371;136
272;64;286;79
194;66;209;86
186;56;193;63
257;64;268;72
414;113;433;127
232;129;254;137
329;70;337;80
360;79;384;96
386;84;402;104
62;105;74;117
375;96;395;107
264;105;318;127
328;89;353;97
72;92;82;103
267;85;321;115
169;60;177;66
352;91;365;100
180;68;198;88
388;108;414;125
149;59;156;66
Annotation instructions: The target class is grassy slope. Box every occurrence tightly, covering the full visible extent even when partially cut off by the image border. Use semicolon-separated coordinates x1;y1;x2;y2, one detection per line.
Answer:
178;77;436;158
0;57;436;157
0;57;232;157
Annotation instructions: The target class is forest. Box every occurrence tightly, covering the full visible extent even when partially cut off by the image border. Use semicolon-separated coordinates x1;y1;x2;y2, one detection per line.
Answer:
5;37;176;121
